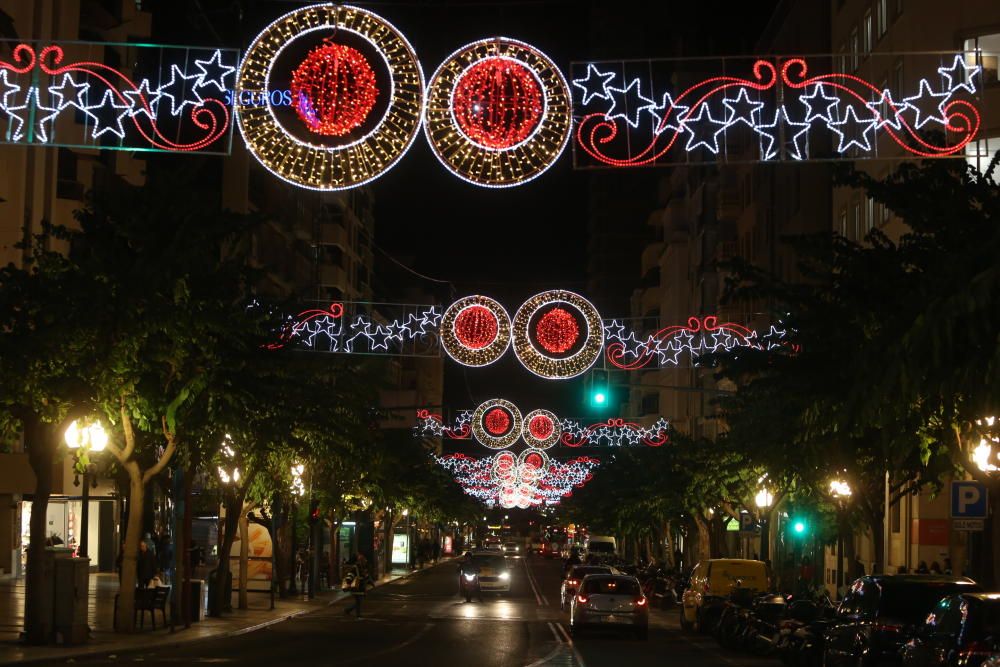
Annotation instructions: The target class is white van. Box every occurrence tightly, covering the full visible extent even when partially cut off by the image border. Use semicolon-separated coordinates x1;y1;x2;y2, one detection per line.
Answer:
584;535;617;559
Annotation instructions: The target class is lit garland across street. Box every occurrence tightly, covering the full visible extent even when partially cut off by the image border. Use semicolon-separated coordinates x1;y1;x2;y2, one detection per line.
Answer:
512;290;604;379
424;37;572;188
434;452;600;507
415;408;670;448
235;4;424;191
572;53;982;168
471;399;523;449
439;295;511;366
522;409;561;449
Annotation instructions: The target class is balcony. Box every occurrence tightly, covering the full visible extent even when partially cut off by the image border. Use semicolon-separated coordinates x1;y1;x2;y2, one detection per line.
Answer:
319;265;349;288
641;242;664;278
318;221;349;247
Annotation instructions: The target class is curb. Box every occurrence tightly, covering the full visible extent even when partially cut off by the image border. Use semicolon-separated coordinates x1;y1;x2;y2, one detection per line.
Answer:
2;560;453;666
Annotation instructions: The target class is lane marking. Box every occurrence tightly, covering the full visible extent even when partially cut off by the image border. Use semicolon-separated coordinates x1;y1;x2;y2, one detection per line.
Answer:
555;622;587;667
335;621;434;665
522;622;566;667
523;558;545;607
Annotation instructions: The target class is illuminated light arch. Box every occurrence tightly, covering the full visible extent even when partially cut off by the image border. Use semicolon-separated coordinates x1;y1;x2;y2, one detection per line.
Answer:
471;398;523;449
522;409;561;449
512;290;604;379
439;295;511;366
235;4;424;191
424;37;572;188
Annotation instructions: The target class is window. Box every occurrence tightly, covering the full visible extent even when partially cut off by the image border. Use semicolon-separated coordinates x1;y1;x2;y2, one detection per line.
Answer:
838;44;848;73
881;199;891;224
894;0;903;20
863;10;873;55
641;393;659;416
865;197;875;236
839;208;848;236
964;34;1000;87
965;135;1000;184
893;59;904;98
877;0;888;37
853;201;862;240
878;77;889;124
891;499;901;533
850;27;860;70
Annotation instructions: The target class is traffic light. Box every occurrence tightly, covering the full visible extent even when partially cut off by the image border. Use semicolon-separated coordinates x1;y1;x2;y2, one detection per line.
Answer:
789;515;809;537
308;499;320;525
588;369;611;410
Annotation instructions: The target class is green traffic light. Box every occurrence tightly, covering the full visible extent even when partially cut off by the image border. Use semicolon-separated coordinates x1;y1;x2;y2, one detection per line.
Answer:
793;521;806;533
593;391;607;405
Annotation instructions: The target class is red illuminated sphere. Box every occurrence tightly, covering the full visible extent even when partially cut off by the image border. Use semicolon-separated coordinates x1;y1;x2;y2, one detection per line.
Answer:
525;452;543;469
290;43;378;137
453;57;543;149
529;414;554;440
454;305;499;349
535;307;580;354
484;408;511;435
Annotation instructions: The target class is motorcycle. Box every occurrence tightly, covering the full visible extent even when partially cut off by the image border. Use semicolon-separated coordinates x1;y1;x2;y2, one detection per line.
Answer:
777;595;836;667
715;585;756;649
743;593;788;656
460;570;482;602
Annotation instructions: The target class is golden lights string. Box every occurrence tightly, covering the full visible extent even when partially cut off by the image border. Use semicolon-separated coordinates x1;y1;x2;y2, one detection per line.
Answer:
439;295;512;367
235;4;424;191
512;290;605;379
424;37;573;188
522;409;561;449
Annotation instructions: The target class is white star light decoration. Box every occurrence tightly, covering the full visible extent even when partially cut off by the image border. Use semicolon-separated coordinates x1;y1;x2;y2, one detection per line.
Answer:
573;56;981;162
434;452;600;507
288;305;443;354
0;48;235;146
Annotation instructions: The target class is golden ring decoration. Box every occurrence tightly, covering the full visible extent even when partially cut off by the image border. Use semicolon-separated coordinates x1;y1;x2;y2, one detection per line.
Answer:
235;4;425;191
423;37;573;188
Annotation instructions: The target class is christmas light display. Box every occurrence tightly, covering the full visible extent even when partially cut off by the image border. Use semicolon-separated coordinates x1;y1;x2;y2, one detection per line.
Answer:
522;409;561;449
235;4;424;191
415;406;669;448
439;295;511;367
290;42;379;137
424;37;572;188
435;452;600;508
0;40;236;152
603;315;788;370
572;53;982;167
512;290;605;379
471;399;523;449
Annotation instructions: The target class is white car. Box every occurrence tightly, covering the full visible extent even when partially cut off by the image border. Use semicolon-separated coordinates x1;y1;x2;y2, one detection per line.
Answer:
503;541;521;557
570;574;649;640
469;552;511;593
560;565;615;610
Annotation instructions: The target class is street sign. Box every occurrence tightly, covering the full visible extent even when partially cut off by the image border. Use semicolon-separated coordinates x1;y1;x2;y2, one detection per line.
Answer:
950;481;988;519
953;519;985;532
739;514;756;533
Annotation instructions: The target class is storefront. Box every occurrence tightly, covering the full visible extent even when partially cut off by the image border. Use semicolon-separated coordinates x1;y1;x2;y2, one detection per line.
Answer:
20;495;118;573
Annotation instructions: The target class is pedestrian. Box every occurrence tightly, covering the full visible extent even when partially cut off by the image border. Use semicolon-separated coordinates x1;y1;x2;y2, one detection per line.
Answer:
137;539;157;588
433;539;441;563
343;553;369;618
916;560;929;574
929;561;942;574
943;558;953;575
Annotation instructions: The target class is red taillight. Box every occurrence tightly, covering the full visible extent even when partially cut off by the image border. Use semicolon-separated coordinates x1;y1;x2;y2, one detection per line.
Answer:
703;583;710;594
959;640;994;657
635;596;648;606
577;594;589;604
873;623;905;634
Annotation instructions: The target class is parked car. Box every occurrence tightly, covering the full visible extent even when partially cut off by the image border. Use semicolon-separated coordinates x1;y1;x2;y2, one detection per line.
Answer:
823;575;982;667
680;558;771;634
570;574;649;640
902;592;1000;667
561;565;616;610
529;540;544;554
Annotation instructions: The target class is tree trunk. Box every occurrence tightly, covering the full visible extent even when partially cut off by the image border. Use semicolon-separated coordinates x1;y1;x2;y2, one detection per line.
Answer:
329;513;341;588
664;521;676;568
180;463;193;627
23;417;54;645
692;515;712;564
115;466;144;632
212;494;240;616
866;512;885;575
238;506;249;610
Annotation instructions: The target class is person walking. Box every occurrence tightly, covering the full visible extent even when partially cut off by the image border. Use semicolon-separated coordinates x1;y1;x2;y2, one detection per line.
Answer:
343;553;369;618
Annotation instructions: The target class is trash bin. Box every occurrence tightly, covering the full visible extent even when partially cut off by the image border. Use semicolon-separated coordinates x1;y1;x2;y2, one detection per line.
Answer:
190;579;205;623
53;556;89;645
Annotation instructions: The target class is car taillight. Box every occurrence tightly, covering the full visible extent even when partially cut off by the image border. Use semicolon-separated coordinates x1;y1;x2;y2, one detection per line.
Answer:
873;623;905;634
703;583;710;594
577;595;589;604
635;597;647;606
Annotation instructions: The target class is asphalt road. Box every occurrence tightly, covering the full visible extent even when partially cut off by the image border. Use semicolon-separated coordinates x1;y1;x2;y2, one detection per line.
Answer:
49;556;776;666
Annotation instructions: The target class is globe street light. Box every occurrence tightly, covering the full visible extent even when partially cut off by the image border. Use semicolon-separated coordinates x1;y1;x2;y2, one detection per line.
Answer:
64;418;108;559
972;416;998;473
829;477;853;592
289;462;305;595
755;486;774;562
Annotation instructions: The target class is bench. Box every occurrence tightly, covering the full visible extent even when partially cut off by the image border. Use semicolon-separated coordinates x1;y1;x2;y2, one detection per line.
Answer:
114;586;171;630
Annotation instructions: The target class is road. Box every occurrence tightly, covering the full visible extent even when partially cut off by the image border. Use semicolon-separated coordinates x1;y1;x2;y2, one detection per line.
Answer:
49;556;776;666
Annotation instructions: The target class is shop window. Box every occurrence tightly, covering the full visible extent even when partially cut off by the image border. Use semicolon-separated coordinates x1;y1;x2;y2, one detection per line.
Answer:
965;135;1000;184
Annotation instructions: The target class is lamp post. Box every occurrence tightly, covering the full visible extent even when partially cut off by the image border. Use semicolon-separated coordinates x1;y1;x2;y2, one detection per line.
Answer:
755;486;774;563
972;416;998;473
64;419;108;559
829;478;853;592
288;463;304;595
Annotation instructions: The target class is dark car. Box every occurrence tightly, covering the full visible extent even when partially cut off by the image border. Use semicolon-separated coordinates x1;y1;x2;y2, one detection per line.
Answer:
824;575;983;667
902;593;1000;667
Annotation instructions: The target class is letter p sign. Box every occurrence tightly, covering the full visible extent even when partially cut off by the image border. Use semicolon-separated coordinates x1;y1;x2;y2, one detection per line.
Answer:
951;481;988;519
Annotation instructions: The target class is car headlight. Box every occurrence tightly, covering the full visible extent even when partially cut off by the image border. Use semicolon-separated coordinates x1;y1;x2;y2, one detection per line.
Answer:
464;573;476;581
499;572;510;581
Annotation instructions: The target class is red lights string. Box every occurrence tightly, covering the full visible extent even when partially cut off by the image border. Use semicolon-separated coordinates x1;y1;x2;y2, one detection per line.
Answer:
484;407;512;435
453;304;500;350
535;306;580;354
290;42;379;137
528;413;554;440
452;56;543;149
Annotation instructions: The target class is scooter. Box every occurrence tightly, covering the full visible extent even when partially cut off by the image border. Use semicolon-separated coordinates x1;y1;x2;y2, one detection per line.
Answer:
460;571;483;602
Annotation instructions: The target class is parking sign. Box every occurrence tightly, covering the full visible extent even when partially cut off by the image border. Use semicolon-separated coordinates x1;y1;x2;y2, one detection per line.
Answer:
739;514;756;533
950;481;988;519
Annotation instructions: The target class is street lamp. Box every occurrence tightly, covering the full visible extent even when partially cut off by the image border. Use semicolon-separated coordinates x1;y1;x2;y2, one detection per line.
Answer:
972;416;998;473
755;486;773;562
829;477;853;592
288;462;305;595
64;418;108;559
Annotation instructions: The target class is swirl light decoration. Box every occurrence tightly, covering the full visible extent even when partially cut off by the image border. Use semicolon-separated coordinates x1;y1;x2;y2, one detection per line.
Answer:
512;290;605;379
236;4;424;191
521;409;561;449
471;399;523;449
439;295;511;367
424;37;572;188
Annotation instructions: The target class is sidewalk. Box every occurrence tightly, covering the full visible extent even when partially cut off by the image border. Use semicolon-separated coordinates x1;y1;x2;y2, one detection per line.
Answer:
0;561;447;665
